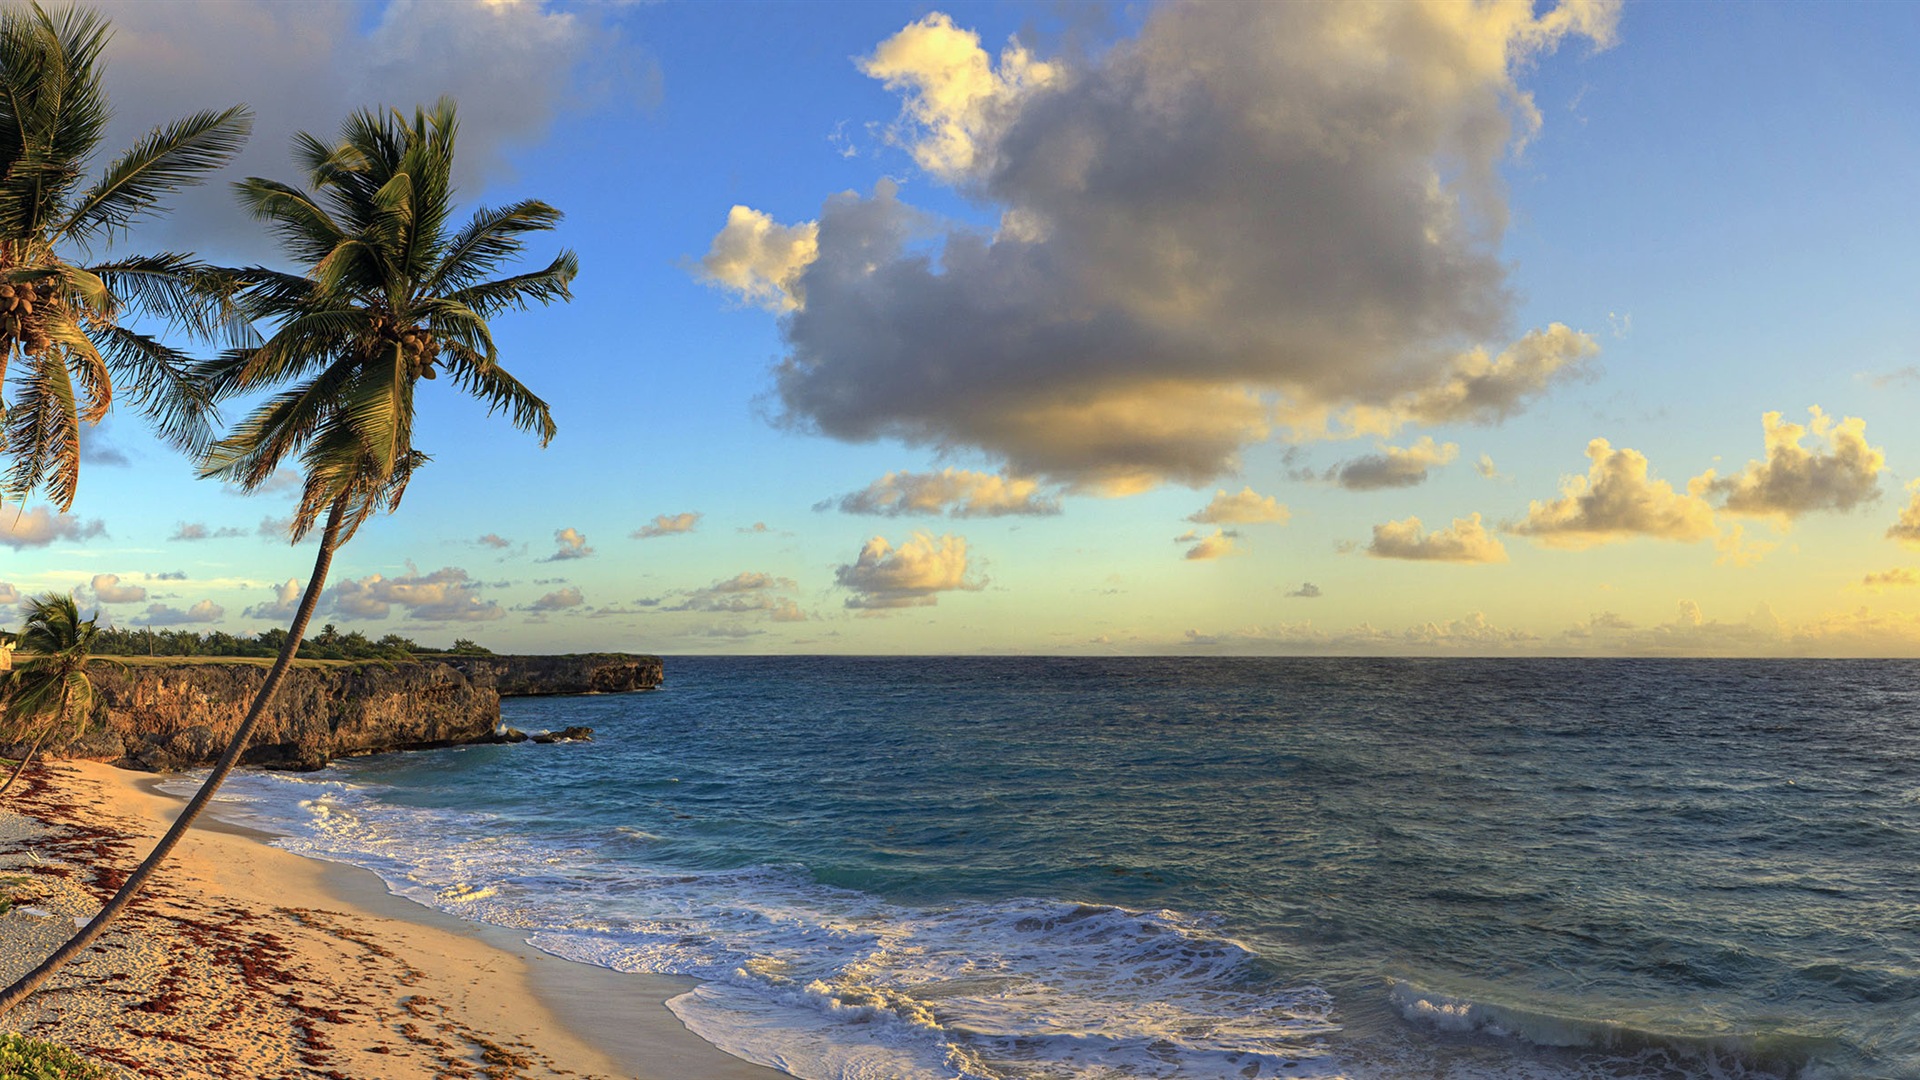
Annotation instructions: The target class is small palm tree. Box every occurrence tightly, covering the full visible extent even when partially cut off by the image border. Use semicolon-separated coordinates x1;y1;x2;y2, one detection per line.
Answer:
0;98;573;1016
0;3;251;509
0;593;102;799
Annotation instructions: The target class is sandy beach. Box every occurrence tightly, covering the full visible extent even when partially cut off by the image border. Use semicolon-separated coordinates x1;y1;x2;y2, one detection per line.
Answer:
0;759;783;1080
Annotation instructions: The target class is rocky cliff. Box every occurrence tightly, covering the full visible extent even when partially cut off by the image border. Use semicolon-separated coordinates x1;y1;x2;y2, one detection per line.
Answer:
12;653;660;772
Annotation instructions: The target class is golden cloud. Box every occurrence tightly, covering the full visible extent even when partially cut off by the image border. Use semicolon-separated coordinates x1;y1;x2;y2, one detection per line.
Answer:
1701;407;1883;522
1187;487;1289;525
1510;438;1716;549
1367;512;1507;563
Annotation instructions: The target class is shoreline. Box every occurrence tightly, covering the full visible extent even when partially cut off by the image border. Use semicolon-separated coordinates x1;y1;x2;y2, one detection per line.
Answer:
0;759;782;1080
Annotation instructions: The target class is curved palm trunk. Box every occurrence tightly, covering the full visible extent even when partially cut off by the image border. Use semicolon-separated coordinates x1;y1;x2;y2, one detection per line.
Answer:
0;496;348;1017
0;727;53;801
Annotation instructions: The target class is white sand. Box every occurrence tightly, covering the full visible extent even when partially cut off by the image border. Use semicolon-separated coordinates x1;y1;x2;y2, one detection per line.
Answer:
0;759;784;1079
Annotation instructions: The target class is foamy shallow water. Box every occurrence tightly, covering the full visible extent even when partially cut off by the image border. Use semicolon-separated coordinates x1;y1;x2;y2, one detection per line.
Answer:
177;658;1920;1079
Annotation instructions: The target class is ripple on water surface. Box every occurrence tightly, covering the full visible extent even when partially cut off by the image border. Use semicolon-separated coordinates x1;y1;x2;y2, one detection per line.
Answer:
188;657;1920;1079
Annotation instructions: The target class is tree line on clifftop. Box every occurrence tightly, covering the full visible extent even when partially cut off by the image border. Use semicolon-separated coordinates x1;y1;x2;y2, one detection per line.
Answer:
0;1;577;1027
83;625;494;661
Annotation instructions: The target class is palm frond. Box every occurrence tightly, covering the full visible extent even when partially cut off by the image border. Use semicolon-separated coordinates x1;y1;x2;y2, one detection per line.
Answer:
441;342;556;445
2;349;82;509
206;307;366;397
60;105;252;242
92;324;216;455
234;177;347;268
429;200;563;293
447;250;577;317
89;253;259;349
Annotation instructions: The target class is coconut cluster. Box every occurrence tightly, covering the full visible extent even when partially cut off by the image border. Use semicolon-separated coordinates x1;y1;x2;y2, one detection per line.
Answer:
367;313;440;380
0;281;57;355
399;325;439;380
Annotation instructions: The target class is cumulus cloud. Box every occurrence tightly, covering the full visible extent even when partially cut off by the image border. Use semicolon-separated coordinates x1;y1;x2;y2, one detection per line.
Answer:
700;206;818;312
89;574;147;604
325;567;502;623
1288;582;1322;599
1;506;105;549
827;469;1060;517
1476;453;1505;480
1175;528;1240;561
1330;437;1460;491
258;515;295;541
171;522;248;541
739;522;775;534
528;586;585;613
664;572;808;622
708;4;1613;492
1186;487;1288;525
632;513;701;539
542;527;595;561
92;0;652;261
835;532;983;609
1701;408;1883;522
857;11;1060;180
1509;438;1717;549
0;582;22;606
1889;482;1920;547
477;533;513;550
1863;568;1920;590
244;579;304;621
133;600;224;627
1367;513;1507;563
149;571;188;582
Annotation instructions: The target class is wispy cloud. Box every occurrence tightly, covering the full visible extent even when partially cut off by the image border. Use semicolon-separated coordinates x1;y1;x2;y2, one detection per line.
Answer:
171;522;248;542
1186;488;1288;526
826;469;1060;518
132;600;224;627
662;572;808;622
1174;528;1240;561
325;567;503;623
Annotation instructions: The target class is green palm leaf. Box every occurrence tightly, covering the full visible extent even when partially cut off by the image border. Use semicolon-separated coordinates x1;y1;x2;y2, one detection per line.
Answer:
60;104;253;241
0;4;249;510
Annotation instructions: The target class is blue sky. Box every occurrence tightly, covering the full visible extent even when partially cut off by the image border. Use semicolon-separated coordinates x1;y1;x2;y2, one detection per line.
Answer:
7;0;1920;656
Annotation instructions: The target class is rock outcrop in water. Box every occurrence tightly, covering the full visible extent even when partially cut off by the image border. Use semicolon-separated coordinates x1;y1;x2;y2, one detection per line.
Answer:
10;653;659;772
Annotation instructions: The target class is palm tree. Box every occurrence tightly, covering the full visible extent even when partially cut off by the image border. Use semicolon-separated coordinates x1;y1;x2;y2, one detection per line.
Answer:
0;98;573;1016
0;593;103;799
0;3;251;510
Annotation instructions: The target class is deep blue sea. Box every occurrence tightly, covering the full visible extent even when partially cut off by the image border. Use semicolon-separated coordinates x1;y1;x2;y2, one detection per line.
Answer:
198;657;1920;1079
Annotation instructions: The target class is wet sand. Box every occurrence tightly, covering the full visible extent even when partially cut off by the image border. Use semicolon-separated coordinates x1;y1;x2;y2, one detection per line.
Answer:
0;759;783;1079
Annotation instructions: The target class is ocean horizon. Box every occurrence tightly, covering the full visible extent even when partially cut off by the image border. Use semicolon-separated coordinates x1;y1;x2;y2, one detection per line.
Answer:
188;656;1920;1080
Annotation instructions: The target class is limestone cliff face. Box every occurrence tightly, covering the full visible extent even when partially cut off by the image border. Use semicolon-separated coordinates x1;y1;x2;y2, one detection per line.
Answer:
15;653;660;772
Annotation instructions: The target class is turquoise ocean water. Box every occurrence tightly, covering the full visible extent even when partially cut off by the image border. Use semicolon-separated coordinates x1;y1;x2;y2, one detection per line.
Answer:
199;658;1920;1079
